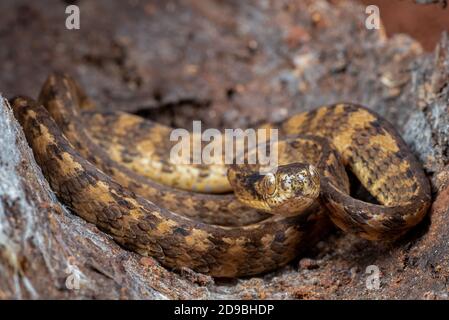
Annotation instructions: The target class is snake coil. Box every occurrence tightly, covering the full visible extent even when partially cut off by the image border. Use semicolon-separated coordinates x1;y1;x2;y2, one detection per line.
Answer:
11;73;431;277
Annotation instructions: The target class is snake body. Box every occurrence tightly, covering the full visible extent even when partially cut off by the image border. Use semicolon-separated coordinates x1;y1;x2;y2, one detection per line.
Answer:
11;73;431;277
12;96;331;277
79;81;431;240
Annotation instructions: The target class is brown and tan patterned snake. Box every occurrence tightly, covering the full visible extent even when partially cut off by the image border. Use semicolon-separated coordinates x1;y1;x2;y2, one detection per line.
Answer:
11;73;431;277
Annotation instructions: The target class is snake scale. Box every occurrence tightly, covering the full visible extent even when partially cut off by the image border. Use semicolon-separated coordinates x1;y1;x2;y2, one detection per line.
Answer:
11;73;431;277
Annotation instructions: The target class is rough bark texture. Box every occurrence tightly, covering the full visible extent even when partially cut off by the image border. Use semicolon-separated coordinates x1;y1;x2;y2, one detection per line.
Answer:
0;0;448;299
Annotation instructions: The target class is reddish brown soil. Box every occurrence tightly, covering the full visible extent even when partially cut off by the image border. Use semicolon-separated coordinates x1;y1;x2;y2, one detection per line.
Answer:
360;0;449;51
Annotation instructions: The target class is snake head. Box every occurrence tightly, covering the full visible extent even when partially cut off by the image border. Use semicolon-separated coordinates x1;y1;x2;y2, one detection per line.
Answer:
256;163;320;216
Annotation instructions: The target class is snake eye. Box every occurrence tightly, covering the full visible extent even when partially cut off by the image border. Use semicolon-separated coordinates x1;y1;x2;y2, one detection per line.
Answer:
263;173;276;195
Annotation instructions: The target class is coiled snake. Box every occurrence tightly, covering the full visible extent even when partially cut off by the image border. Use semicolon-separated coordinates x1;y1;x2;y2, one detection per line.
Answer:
11;74;431;277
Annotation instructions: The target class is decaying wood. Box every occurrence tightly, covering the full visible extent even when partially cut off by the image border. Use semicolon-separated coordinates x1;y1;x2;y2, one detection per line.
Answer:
0;0;448;299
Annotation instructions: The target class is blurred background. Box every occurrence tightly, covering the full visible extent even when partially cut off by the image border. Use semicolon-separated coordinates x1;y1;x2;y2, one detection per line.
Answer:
0;0;447;129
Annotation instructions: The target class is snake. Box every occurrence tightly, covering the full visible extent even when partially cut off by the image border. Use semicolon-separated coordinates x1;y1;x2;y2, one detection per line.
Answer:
80;110;323;215
11;73;431;277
